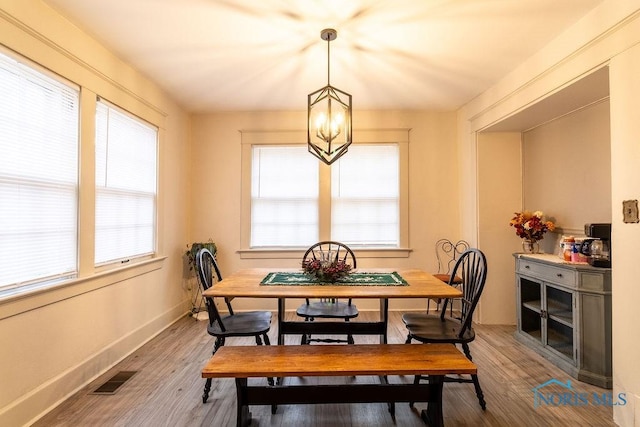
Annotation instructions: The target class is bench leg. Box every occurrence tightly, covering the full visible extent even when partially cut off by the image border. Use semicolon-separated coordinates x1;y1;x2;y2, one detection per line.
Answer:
235;378;252;427
420;375;444;427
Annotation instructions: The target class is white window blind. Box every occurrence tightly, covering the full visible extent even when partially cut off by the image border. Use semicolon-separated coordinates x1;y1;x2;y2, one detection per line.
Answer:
331;144;399;246
95;100;157;265
0;52;79;291
251;146;318;247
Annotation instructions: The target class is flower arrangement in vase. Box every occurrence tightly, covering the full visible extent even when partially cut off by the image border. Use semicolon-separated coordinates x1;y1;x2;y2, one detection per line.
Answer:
302;258;352;283
509;210;555;253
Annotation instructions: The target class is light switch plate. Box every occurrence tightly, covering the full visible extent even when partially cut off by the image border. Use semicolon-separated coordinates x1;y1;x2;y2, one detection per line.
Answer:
623;200;639;223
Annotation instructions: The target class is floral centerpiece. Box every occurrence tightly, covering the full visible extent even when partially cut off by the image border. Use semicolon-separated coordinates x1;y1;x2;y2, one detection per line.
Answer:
302;258;352;283
509;210;555;253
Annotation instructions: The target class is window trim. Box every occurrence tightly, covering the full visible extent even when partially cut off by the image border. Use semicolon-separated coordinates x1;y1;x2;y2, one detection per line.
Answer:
239;129;411;259
0;45;165;300
94;97;159;267
0;49;81;291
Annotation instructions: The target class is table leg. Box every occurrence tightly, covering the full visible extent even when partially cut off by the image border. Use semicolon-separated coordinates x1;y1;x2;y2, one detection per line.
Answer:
277;298;285;345
276;298;285;385
379;298;389;344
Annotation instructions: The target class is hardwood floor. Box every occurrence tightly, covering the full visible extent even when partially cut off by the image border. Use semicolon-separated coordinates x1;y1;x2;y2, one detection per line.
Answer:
33;312;615;427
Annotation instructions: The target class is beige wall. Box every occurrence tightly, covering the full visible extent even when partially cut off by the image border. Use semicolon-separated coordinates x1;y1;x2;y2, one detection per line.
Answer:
461;1;640;424
0;1;191;425
523;100;612;238
609;41;640;427
474;100;612;326
190;110;463;311
477;132;523;324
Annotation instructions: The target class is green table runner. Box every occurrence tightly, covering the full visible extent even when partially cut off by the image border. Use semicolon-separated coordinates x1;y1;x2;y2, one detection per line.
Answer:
260;271;408;286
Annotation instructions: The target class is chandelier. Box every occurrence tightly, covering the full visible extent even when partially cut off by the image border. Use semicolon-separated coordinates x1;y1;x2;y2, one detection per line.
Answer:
307;28;352;165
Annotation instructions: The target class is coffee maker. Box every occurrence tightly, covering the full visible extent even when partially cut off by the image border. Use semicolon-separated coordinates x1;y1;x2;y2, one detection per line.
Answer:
584;223;611;268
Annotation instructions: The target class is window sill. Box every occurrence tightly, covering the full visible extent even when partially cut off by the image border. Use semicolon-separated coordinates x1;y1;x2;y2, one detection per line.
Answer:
0;256;166;321
238;248;412;259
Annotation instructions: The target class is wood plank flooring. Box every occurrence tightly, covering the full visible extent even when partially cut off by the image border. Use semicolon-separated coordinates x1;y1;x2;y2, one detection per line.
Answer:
33;312;616;427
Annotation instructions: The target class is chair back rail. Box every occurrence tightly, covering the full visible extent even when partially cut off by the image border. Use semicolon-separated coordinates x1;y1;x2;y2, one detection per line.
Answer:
303;241;356;305
435;239;469;275
196;248;232;331
439;248;488;338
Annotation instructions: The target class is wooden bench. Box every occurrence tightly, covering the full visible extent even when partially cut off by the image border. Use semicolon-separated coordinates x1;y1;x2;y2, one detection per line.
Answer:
202;343;477;427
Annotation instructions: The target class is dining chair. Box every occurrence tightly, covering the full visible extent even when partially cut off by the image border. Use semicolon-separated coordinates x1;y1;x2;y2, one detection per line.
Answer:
195;248;273;404
428;238;469;315
402;248;488;410
295;241;359;344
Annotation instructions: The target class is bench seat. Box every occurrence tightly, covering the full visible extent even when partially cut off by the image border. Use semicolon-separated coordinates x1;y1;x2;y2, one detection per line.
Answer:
202;343;476;427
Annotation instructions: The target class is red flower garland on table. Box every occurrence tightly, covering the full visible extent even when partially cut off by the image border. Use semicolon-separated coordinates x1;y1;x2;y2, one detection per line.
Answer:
302;259;352;283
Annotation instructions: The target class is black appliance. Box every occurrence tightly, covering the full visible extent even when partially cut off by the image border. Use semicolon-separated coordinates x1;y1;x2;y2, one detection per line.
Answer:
584;223;611;268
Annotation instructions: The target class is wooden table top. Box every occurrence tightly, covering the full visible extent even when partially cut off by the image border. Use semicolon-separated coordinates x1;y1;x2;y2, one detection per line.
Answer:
202;268;462;299
202;343;477;378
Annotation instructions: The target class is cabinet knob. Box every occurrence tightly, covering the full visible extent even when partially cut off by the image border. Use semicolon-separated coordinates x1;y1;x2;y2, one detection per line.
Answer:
557;273;563;277
524;265;530;269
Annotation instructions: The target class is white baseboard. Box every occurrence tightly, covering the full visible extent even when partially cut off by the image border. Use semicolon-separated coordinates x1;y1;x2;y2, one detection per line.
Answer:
1;301;188;427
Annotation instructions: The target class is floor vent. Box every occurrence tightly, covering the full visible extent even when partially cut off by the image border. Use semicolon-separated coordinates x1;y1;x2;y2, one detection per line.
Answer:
91;371;138;395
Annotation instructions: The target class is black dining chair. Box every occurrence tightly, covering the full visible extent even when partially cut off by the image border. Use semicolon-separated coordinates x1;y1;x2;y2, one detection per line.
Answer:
295;241;359;344
402;248;488;410
195;248;273;403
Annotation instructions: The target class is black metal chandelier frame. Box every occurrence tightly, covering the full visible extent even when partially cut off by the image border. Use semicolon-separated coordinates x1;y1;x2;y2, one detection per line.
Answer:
307;28;352;165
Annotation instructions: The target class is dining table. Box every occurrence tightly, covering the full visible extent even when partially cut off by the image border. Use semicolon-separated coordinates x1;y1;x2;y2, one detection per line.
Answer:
202;268;463;345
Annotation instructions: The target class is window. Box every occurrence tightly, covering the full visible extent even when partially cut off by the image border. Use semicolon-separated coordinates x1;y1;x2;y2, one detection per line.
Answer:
251;146;318;247
331;144;399;246
243;129;408;254
95;100;158;265
0;52;79;291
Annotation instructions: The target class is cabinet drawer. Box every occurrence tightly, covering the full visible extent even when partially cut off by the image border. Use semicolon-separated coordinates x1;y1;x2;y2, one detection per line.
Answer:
518;260;577;288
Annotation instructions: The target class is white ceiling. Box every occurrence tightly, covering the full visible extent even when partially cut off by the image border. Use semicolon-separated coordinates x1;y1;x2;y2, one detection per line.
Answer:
43;0;604;113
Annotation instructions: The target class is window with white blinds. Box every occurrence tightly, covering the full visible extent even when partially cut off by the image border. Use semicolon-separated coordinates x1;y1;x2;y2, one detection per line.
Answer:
331;144;399;246
251;146;319;247
0;52;79;291
95;100;158;265
249;143;400;249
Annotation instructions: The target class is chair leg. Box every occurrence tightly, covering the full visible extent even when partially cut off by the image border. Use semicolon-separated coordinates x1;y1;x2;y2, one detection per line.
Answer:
203;338;224;403
405;334;412;344
471;373;486;410
462;343;486;410
409;374;421;408
305;316;314;343
257;334;275;386
346;318;354;344
202;378;212;404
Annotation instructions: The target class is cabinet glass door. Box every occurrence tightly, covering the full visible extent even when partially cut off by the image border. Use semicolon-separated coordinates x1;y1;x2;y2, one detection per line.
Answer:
544;285;574;359
519;277;542;343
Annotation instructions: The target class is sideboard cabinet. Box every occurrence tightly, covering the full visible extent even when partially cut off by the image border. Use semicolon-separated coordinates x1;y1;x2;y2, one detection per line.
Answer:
514;254;611;388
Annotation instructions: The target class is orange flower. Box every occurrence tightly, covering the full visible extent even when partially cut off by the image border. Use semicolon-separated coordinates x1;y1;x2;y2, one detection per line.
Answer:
509;211;555;242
